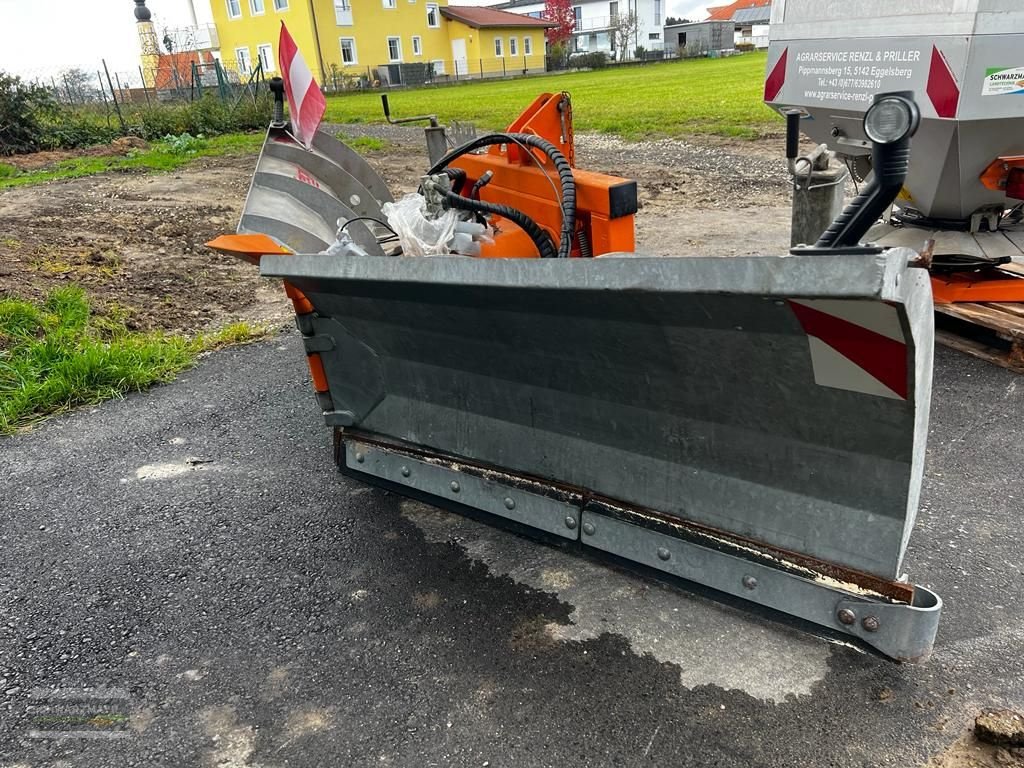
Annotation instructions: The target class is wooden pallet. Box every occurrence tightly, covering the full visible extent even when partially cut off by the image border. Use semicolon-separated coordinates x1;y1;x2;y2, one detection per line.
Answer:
934;303;1024;372
932;263;1024;372
871;224;1024;372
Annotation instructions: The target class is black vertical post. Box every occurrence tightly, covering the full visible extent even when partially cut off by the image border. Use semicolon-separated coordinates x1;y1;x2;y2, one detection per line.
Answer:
102;59;126;131
502;58;506;77
96;72;109;108
138;66;151;106
479;58;483;78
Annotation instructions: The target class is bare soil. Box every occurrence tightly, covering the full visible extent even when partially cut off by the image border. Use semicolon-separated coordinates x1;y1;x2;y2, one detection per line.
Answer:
925;731;1024;768
0;155;289;334
3;137;150;171
0;129;793;335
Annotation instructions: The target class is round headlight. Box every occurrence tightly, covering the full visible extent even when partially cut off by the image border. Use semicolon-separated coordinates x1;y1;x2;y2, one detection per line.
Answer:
863;96;918;144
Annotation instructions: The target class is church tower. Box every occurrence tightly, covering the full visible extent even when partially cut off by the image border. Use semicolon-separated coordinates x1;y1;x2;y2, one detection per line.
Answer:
135;0;160;88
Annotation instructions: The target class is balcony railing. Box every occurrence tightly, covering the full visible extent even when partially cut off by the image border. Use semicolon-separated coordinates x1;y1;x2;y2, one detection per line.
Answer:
162;24;219;52
574;15;618;32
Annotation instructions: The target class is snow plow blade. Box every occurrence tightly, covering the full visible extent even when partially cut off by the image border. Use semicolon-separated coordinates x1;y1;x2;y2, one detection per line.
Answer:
261;250;941;661
237;126;394;257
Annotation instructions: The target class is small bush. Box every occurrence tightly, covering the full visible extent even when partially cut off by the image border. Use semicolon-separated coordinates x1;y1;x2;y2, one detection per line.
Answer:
131;95;271;142
1;63;273;156
0;73;59;155
0;162;18;179
735;41;756;52
568;51;609;70
160;132;207;155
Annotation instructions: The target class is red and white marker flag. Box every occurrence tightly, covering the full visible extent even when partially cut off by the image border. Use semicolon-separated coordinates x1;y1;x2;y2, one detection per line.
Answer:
278;22;326;149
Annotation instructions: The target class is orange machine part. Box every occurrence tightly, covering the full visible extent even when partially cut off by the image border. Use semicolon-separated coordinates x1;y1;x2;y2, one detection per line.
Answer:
931;270;1024;304
459;158;637;258
503;92;575;169
281;282;328;392
283;282;314;314
306;352;330;393
205;233;292;264
449;92;636;258
979;155;1024;193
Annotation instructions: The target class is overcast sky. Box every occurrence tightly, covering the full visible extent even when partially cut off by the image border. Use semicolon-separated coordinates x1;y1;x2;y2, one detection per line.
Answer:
0;0;710;84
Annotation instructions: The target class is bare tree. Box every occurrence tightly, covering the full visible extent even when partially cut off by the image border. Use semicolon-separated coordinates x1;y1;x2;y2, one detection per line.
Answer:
611;11;639;60
58;68;97;104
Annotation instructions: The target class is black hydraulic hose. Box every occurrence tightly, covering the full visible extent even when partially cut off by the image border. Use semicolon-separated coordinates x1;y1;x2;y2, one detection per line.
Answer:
576;229;592;258
445;190;557;259
444;167;468;196
471;170;493;200
429;133;576;258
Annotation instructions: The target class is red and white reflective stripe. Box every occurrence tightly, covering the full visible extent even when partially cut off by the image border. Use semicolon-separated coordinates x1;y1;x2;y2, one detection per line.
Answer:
278;22;326;149
788;299;908;400
764;47;787;102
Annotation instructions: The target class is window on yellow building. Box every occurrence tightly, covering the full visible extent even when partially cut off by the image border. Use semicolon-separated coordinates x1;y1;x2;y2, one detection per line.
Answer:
412;36;423;56
273;0;288;9
426;3;439;27
524;36;532;55
257;43;274;72
249;0;265;15
509;37;518;56
494;37;503;57
340;37;357;64
334;0;352;25
235;47;251;73
226;0;241;18
387;36;402;61
383;0;396;8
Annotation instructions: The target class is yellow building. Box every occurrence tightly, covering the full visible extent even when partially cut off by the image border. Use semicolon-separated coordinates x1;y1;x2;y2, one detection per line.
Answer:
208;0;553;86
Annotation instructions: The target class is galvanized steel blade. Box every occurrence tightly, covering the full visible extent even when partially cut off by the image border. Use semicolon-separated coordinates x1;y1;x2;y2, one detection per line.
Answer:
262;251;935;582
248;172;383;256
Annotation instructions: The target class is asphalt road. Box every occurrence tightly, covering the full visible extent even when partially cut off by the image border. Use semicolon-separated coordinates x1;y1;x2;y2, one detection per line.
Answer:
1;334;1022;767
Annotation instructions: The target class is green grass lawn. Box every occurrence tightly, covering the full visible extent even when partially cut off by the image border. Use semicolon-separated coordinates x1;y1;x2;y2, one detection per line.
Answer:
0;132;266;190
0;287;267;434
325;52;779;140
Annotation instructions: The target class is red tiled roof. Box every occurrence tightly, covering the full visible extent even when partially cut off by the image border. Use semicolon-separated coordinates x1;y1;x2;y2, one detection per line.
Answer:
440;6;556;28
705;0;770;21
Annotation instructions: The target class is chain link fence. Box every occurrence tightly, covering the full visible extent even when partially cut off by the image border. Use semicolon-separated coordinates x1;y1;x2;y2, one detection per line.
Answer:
2;58;273;155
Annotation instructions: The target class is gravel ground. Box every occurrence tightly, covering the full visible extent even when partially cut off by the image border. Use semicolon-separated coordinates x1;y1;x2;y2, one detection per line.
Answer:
335;122;795;256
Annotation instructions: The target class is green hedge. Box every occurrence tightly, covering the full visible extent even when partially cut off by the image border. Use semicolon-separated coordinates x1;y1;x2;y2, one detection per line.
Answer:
1;69;272;156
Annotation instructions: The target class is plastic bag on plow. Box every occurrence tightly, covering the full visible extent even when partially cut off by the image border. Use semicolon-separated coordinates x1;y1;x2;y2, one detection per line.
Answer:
382;194;459;257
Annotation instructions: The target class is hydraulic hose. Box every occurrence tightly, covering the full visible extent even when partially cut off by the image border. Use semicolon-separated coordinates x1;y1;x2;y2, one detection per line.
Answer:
444;167;468;196
429;133;576;258
471;170;493;200
445;190;557;259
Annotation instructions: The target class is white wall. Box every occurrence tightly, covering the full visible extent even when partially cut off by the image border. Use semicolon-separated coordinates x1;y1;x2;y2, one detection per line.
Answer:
571;0;664;56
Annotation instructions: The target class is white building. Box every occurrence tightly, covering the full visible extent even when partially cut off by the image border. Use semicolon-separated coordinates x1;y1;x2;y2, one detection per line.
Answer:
493;0;666;57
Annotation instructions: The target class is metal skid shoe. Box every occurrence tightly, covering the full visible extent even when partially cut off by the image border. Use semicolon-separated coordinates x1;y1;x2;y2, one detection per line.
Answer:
337;432;940;662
